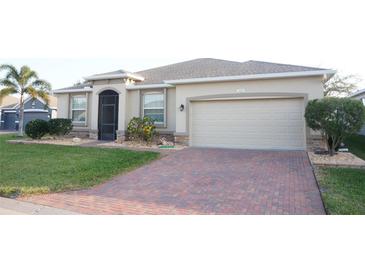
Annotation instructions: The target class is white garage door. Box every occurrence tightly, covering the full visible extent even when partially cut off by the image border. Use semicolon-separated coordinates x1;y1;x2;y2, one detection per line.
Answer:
191;98;306;150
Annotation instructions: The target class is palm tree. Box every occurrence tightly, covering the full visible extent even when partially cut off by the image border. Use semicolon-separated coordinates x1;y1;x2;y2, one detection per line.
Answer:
0;65;51;136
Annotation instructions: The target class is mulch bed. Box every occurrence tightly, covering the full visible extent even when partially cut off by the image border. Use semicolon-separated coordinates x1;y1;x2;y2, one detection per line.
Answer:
308;151;365;169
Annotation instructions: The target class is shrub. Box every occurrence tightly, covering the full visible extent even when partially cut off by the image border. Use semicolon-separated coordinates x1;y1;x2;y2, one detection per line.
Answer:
127;116;156;142
305;97;365;155
127;117;143;140
48;118;73;136
25;119;49;139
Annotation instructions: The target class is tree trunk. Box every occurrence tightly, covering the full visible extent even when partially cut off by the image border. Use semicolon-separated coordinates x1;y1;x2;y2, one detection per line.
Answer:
328;146;335;156
18;94;24;137
325;136;335;156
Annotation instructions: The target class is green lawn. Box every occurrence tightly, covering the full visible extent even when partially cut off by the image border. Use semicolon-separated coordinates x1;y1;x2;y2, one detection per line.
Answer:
317;167;365;215
316;134;365;215
0;134;159;198
346;134;365;160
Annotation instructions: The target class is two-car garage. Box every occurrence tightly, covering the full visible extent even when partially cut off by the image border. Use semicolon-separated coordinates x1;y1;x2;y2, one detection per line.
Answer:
190;96;306;150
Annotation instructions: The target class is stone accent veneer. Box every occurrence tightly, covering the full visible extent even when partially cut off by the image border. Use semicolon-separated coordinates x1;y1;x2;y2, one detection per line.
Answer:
307;135;326;151
68;128;90;139
116;130;125;143
89;130;98;140
174;135;189;145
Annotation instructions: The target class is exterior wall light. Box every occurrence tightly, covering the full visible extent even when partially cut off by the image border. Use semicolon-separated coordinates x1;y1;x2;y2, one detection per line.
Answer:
179;104;185;111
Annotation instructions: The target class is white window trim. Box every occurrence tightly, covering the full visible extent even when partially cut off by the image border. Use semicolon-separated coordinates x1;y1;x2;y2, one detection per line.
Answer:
70;94;88;126
142;90;167;128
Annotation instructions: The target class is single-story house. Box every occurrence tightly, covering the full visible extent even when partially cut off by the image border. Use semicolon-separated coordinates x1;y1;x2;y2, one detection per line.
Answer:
0;95;18;124
53;58;335;150
0;96;57;131
350;88;365;135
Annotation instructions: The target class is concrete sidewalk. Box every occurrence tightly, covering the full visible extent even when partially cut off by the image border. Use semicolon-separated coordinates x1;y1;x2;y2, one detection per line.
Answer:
0;197;78;215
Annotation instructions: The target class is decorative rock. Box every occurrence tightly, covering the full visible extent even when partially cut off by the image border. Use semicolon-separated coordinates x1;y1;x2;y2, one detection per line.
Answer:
158;137;168;145
72;137;81;143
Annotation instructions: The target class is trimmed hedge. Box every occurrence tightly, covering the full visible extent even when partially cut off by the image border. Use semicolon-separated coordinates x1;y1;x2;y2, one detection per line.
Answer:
25;118;73;139
48;118;73;136
25;119;49;139
305;97;365;155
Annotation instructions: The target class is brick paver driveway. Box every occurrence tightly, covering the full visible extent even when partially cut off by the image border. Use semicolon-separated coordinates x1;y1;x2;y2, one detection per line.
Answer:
21;148;325;214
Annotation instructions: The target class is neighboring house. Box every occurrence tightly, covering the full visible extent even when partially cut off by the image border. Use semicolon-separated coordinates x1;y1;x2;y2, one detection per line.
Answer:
0;95;18;125
53;58;335;150
350;88;365;135
0;96;57;131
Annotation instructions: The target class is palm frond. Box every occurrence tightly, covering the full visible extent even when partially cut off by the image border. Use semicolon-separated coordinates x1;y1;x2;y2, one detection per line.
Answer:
0;87;17;99
26;86;38;98
36;90;50;106
0;64;20;82
0;78;18;89
25;86;50;106
31;79;52;91
19;66;39;86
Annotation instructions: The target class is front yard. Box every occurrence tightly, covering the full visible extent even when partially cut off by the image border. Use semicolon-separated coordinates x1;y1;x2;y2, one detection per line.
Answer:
0;134;159;198
315;134;365;215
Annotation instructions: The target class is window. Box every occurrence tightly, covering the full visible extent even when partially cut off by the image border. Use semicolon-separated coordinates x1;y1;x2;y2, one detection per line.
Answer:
71;95;87;124
362;98;365;106
143;92;165;125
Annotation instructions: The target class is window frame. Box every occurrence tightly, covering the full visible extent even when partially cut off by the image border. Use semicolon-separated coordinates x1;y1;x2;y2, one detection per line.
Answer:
70;94;88;126
141;90;167;127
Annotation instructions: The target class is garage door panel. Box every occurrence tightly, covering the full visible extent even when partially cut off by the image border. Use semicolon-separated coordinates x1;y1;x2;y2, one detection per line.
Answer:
193;119;303;128
191;98;305;150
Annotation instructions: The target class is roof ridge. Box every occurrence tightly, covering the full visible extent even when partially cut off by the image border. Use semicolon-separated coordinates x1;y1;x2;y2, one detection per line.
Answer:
135;58;243;73
350;88;365;97
91;69;132;76
244;60;327;70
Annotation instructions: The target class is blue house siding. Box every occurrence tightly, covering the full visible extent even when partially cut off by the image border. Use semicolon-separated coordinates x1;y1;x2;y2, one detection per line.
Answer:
24;98;47;110
0;98;53;130
2;112;17;130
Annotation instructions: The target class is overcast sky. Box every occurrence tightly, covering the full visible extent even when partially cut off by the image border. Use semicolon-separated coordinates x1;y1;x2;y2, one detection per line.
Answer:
1;0;364;89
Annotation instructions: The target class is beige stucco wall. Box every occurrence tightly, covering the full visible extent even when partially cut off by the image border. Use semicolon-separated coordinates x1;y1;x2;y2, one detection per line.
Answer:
126;89;140;123
56;92;92;129
174;76;324;133
165;88;176;133
91;80;127;132
56;75;324;139
126;88;176;133
55;93;69;119
0;95;18;107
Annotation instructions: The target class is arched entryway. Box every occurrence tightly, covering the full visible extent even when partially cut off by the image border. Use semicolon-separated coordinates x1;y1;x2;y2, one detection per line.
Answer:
98;90;119;140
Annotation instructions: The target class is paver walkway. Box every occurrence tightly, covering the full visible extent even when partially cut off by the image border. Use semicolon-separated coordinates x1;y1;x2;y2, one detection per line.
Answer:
20;148;325;215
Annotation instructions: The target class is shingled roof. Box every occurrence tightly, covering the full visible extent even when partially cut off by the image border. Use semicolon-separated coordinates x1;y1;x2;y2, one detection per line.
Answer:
55;82;92;92
134;58;329;85
350;88;365;98
55;58;332;92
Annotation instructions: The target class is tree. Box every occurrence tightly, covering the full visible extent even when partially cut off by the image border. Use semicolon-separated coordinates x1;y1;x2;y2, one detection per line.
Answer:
323;74;359;97
0;65;52;136
305;97;365;156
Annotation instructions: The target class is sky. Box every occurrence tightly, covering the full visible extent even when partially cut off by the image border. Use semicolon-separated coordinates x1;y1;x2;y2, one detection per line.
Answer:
0;0;364;90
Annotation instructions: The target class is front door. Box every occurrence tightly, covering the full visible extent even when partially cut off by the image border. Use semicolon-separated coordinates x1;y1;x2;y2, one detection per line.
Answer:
98;90;119;141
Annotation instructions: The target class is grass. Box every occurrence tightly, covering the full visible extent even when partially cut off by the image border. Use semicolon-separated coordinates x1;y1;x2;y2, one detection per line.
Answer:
0;134;159;198
315;134;365;215
346;134;365;160
316;167;365;215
